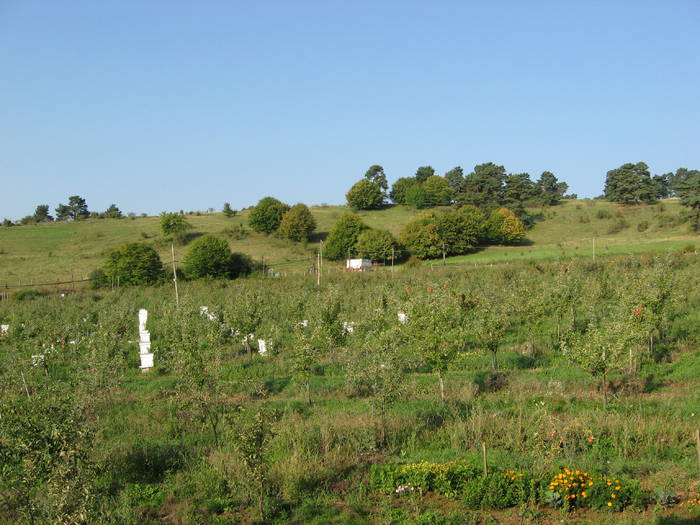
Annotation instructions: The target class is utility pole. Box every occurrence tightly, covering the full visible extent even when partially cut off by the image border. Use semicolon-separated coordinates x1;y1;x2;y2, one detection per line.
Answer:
316;249;321;287
171;243;179;308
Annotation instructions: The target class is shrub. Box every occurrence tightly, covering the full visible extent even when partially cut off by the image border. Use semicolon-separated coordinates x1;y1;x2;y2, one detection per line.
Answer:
248;197;290;234
102;242;164;287
637;220;649;232
183;235;233;279
278;204;316;242
346;179;384;210
596;209;613;219
606;219;629;234
324;213;368;260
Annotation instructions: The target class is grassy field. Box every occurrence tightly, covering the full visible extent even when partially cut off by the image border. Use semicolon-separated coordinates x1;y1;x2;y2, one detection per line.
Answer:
0;199;696;286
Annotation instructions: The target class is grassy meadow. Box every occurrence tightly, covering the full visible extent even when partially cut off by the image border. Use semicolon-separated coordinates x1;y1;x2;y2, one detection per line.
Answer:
1;254;700;524
0;199;696;287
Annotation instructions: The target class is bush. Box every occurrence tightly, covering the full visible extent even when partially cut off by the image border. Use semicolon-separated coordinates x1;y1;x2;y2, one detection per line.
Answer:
324;213;368;260
13;289;46;301
183;235;233;279
89;268;109;289
596;209;613;220
606;219;629;234
636;220;649;232
248;197;290;234
278;203;316;242
346;179;384;210
102;242;165;287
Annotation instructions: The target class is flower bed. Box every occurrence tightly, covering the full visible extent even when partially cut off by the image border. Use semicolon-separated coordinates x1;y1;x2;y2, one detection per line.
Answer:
369;461;649;511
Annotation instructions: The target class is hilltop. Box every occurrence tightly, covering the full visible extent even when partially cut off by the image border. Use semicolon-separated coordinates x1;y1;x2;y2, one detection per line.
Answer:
0;199;696;287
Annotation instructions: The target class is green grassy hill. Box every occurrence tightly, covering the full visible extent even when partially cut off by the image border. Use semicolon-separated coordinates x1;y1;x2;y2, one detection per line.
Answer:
0;199;696;286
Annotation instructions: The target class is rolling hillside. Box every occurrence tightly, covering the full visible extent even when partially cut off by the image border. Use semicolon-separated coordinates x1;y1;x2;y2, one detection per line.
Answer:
0;199;696;287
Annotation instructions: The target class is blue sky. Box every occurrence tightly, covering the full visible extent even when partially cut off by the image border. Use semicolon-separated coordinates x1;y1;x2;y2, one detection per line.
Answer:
2;1;699;219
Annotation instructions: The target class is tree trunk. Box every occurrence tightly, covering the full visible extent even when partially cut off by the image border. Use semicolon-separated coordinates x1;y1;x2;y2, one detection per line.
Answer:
306;381;311;406
491;350;498;371
438;372;445;402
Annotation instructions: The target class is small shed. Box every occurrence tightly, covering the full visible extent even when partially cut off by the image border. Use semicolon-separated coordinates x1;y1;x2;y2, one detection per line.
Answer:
346;258;373;272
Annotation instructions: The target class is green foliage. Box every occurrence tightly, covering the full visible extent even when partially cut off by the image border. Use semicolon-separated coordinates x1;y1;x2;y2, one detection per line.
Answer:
443;166;464;192
400;212;442;259
183;235;234;279
422;176;453;206
457;162;506;209
400;207;486;259
390;177;420;204
55;195;89;221
346;179;384;210
324;213;368;260
435;206;485;255
159;212;193;243
234;407;277;520
485;208;526;244
415;166;435;183
222;202;236;218
536;171;568;205
364;164;388;192
101;242;165;287
248;197;290;234
404;184;427;208
33;204;53;222
354;229;398;261
104;204;123;219
604;162;657;205
278;203;316;241
672;167;700;231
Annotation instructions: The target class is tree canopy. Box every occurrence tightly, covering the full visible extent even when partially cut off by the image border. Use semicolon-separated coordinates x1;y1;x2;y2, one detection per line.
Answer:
101;242;164;287
183;235;234;279
604;162;656;205
324;213;368;260
160;212;193;243
364;164;388;192
248;197;290;234
346;179;384;210
278;203;316;241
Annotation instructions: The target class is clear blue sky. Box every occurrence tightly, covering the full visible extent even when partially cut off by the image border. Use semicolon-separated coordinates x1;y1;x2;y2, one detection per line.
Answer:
2;1;699;220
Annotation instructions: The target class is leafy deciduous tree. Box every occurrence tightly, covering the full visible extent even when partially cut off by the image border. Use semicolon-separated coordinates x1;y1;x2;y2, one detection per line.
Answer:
278;203;316;241
346;179;384;210
324;213;368;260
248;197;290;234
